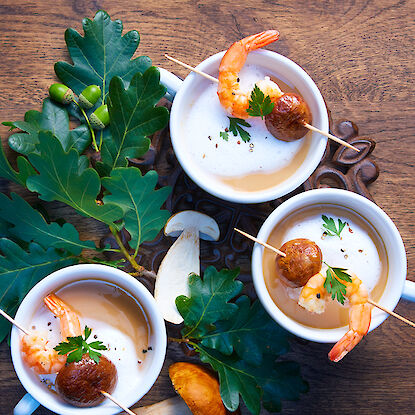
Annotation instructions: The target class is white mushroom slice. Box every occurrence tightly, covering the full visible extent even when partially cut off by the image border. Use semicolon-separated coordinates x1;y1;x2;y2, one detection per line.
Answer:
133;396;191;414
154;211;220;324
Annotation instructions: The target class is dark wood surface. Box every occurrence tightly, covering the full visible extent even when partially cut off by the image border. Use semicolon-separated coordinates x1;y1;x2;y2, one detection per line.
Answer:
0;1;414;414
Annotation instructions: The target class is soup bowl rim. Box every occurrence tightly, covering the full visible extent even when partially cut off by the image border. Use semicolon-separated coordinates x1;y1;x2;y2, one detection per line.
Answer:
10;263;167;414
251;188;407;343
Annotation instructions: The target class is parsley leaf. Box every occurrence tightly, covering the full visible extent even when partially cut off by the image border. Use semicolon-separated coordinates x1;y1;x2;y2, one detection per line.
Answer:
323;263;353;305
227;117;251;143
54;326;107;364
219;131;229;141
322;215;347;238
246;85;275;119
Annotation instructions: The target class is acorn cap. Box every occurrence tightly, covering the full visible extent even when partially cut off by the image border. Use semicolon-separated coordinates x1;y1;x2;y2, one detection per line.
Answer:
79;85;101;109
169;362;228;415
89;104;109;130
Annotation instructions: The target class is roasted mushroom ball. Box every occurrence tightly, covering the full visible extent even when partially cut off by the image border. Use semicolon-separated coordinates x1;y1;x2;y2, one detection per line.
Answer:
265;93;311;141
276;238;322;287
56;354;117;407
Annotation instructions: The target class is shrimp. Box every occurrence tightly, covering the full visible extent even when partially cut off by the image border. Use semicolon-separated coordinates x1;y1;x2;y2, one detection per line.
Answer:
298;271;372;362
298;273;327;314
21;294;82;374
328;274;372;362
218;31;283;118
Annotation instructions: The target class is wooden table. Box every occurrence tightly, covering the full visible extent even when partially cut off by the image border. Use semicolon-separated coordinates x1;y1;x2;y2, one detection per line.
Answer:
0;1;414;414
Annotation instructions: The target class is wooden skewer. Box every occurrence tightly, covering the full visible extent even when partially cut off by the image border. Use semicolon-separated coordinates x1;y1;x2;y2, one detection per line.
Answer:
101;390;136;415
165;54;219;83
234;228;286;257
303;123;359;152
235;229;415;329
165;54;360;152
0;308;30;335
368;299;415;328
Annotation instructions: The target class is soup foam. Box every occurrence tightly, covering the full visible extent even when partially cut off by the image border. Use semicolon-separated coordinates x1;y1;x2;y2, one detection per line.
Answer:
181;64;312;190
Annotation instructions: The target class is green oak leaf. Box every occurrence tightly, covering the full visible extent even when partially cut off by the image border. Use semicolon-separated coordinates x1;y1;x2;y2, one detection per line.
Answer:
101;67;169;172
102;167;170;254
26;131;123;225
5;98;91;156
0;239;77;342
0;139;35;186
200;296;290;366
0;222;9;238
0;193;96;255
176;267;243;339
55;10;152;104
197;345;307;414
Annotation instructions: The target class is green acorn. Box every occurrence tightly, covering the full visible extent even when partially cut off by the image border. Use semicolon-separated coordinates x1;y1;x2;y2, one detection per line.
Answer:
89;105;109;130
49;83;74;104
78;85;101;109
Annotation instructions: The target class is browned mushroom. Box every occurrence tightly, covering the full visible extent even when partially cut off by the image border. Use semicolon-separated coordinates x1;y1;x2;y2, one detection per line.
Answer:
276;238;322;286
265;93;312;141
55;354;117;407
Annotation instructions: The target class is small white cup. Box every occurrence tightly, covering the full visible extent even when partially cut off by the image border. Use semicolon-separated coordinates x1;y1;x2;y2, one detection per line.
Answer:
252;188;412;343
10;264;167;415
159;50;328;204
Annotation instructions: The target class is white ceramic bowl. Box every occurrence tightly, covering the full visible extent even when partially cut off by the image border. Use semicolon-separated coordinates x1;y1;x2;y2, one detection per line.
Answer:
11;264;167;415
160;49;328;204
252;188;410;343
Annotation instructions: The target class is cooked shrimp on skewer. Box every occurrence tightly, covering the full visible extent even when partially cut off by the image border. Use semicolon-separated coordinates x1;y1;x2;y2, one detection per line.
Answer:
328;274;372;362
298;272;327;314
298;272;372;362
218;30;282;118
21;294;82;374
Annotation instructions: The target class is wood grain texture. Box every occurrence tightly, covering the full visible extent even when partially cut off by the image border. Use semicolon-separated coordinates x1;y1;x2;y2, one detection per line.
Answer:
0;0;414;414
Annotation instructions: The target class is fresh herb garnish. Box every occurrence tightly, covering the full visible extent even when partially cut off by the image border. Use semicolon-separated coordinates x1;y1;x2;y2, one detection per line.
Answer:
322;215;347;238
246;85;274;119
221;117;251;143
323;263;352;305
175;267;307;414
219;131;229;141
54;326;107;364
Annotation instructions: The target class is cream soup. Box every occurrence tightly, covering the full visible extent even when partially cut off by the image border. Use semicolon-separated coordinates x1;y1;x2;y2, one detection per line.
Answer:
263;204;388;328
27;280;150;397
182;64;312;192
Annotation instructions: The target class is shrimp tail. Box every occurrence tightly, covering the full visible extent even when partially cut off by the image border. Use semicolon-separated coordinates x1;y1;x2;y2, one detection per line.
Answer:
328;330;364;362
44;294;81;338
240;30;280;52
43;294;67;317
328;302;372;362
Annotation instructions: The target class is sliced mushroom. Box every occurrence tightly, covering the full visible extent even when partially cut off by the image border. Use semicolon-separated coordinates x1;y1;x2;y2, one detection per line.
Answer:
131;396;192;414
154;211;220;324
131;362;238;415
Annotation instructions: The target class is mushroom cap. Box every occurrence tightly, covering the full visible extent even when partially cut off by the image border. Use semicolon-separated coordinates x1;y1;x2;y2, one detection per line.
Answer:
165;211;220;241
55;354;117;407
169;362;228;415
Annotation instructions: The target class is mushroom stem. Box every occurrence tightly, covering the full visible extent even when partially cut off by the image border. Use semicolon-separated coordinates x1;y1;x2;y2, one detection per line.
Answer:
155;227;200;324
130;396;191;414
109;226;153;278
